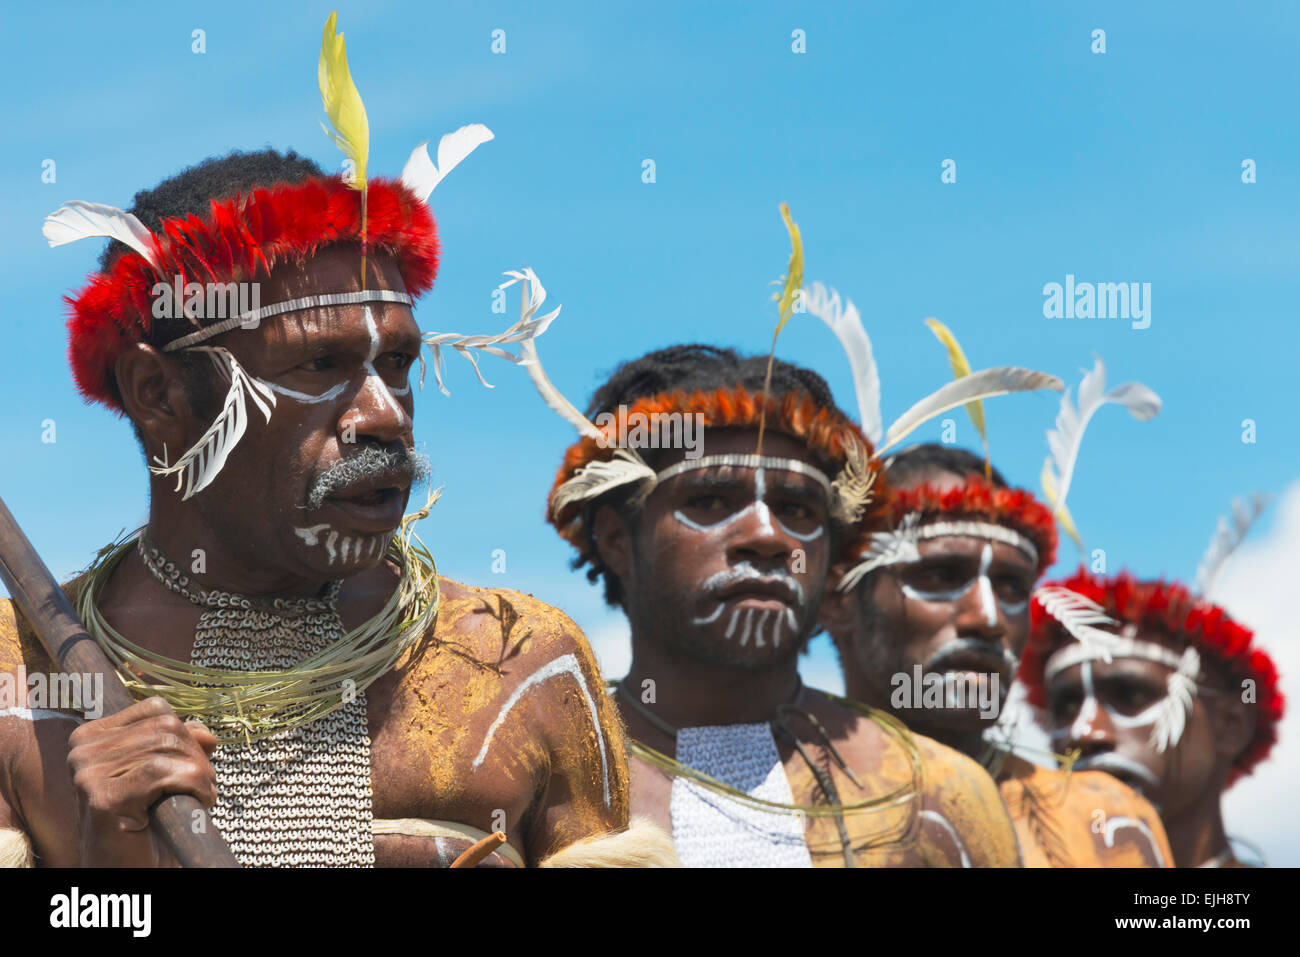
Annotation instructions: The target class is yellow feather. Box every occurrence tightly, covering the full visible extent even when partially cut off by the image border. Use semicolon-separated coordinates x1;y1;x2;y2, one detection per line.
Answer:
924;318;986;440
773;202;804;335
755;202;804;454
318;12;369;192
1041;457;1084;550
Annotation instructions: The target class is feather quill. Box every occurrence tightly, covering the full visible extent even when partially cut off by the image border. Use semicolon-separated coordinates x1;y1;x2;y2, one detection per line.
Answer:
549;448;658;519
43;201;160;269
400;125;495;202
147;348;276;501
1033;585;1122;656
1043;357;1161;520
923;318;989;473
422;268;559;395
878;367;1063;454
1150;648;1200;753
1194;492;1272;599
802;281;882;445
755;203;804;454
1040;456;1084;551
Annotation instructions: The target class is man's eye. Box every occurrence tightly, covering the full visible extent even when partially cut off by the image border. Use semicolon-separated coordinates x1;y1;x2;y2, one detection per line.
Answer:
297;356;335;373
1107;680;1161;715
1048;689;1081;722
995;578;1031;605
685;494;726;512
379;352;416;371
776;502;813;521
916;563;966;588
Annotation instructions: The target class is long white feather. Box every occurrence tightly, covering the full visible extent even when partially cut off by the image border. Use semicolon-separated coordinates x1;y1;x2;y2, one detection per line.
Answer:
148;348;275;501
801;281;882;445
422;274;558;395
1194;492;1272;599
1033;585;1123;657
43;201;159;269
1044;357;1161;517
549;448;658;519
400;124;495;202
878;367;1063;454
1150;648;1200;753
838;514;922;592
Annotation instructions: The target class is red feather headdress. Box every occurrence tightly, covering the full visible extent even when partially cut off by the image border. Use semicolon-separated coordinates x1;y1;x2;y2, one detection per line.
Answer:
62;176;438;412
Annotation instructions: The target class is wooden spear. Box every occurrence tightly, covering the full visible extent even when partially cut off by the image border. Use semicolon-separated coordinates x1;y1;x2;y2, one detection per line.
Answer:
0;495;240;868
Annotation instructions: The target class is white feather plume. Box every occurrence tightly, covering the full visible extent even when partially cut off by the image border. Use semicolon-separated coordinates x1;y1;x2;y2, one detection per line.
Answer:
838;514;922;592
1033;585;1123;657
400;124;495;202
877;367;1063;454
1194;493;1272;600
549;448;658;519
801;281;882;445
422;270;558;395
148;348;276;501
1044;357;1161;518
1150;647;1200;753
43;201;160;269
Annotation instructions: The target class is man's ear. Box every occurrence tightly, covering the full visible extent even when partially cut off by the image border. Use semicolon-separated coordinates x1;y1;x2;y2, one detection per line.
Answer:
1210;683;1258;765
818;562;857;640
592;504;634;582
115;343;200;455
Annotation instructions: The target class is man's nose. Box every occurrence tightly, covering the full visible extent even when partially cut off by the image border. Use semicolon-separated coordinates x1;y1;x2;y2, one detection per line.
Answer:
952;575;1007;644
1059;696;1117;756
727;497;794;565
338;371;411;445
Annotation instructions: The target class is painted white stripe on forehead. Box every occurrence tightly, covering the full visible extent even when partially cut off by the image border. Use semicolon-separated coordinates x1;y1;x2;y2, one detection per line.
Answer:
163;290;415;352
1044;637;1195;684
655;454;833;500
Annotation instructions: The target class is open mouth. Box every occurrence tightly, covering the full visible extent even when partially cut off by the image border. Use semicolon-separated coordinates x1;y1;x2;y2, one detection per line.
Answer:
324;484;407;530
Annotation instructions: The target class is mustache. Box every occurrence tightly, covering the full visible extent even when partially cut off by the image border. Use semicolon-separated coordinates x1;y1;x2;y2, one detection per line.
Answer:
305;445;432;509
925;638;1017;675
1072;753;1162;793
701;562;806;605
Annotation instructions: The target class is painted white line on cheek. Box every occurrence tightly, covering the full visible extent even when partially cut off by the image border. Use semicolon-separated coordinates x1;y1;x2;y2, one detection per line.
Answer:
693;604;725;625
361;306;407;426
325;530;339;565
739;609;755;646
725;609;740;639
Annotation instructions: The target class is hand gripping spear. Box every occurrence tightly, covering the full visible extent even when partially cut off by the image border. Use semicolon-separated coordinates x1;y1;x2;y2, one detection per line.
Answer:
0;495;240;867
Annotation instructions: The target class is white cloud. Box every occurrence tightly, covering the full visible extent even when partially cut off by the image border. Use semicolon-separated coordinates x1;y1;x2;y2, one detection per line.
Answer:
1213;480;1300;867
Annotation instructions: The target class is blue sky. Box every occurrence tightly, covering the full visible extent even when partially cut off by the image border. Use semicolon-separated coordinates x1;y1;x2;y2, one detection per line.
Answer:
2;2;1297;862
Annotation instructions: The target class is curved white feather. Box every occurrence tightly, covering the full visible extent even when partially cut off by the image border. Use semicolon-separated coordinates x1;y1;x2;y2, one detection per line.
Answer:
1194;492;1272;599
878;367;1063;454
802;281;882;445
43;201;159;268
1045;357;1162;516
147;348;275;501
549;448;658;518
400;124;495;202
1033;585;1123;655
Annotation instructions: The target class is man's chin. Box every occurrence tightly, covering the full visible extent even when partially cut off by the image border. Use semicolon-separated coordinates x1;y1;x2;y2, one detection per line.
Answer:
291;523;397;573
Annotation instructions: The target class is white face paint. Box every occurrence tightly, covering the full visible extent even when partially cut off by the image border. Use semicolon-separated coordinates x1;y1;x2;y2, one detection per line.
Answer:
294;524;390;567
254;305;411;412
1063;660;1178;740
699;563;805;648
900;542;1027;622
670;467;825;542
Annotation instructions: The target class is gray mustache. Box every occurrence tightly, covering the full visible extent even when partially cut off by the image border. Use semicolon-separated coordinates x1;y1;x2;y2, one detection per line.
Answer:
925;638;1017;674
1072;753;1162;793
306;446;432;509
